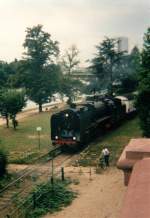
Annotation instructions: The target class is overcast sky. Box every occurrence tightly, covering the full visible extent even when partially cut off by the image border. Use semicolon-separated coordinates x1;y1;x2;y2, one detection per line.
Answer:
0;0;149;65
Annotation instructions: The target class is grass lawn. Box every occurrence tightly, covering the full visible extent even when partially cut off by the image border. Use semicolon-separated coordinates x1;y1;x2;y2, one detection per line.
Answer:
0;112;142;165
79;117;142;166
0;112;53;163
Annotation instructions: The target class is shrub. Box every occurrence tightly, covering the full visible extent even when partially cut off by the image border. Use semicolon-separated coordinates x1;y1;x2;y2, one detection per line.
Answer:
0;149;7;177
24;179;77;218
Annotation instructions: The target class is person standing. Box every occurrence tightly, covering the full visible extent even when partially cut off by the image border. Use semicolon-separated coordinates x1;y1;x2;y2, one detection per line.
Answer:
101;147;110;167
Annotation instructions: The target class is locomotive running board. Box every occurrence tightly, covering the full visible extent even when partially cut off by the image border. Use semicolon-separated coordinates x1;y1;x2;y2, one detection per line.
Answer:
96;115;111;124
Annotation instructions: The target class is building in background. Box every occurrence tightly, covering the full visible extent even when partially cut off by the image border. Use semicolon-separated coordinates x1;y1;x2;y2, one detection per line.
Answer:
117;37;129;53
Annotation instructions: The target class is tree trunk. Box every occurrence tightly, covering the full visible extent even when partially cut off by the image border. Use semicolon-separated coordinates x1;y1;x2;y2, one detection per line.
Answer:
12;117;17;130
39;104;42;112
6;115;9;128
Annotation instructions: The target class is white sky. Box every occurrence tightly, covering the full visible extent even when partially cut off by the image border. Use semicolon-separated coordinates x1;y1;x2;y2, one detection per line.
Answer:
0;0;149;66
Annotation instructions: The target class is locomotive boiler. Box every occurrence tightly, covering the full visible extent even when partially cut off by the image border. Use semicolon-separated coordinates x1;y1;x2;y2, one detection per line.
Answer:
51;96;126;149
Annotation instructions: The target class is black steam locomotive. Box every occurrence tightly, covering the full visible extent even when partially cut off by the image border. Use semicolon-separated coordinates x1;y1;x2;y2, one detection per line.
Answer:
51;95;135;149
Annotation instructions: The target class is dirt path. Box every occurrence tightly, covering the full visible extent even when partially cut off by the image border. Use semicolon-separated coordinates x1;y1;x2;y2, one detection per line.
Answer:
44;167;126;218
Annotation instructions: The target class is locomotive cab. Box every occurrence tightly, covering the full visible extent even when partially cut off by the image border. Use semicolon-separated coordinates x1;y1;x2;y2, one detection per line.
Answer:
51;109;80;147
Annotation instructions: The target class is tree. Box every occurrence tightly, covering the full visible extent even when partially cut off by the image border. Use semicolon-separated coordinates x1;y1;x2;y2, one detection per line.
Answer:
0;89;26;129
111;46;141;95
58;74;83;104
0;61;14;89
27;64;62;111
91;37;124;94
0;59;26;90
114;46;141;79
62;45;80;75
136;27;150;137
116;75;138;94
23;25;59;112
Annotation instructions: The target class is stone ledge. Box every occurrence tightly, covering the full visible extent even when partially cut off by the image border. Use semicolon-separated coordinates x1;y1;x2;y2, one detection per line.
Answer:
120;158;150;218
117;138;150;185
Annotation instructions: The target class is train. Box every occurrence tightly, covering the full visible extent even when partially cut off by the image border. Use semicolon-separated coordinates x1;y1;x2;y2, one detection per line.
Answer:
51;94;136;150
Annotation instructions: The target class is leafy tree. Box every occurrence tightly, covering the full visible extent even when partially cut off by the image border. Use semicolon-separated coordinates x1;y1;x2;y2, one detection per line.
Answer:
90;37;124;94
62;45;80;75
6;59;23;88
23;25;59;112
0;61;14;88
129;46;141;74
0;59;23;90
111;46;141;94
114;46;141;80
27;64;62;110
60;76;83;104
119;76;138;94
136;27;150;136
0;62;7;88
0;89;26;129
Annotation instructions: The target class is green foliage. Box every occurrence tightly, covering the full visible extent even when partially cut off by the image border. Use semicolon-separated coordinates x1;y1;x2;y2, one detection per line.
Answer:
90;37;124;94
0;149;7;177
0;173;17;191
25;64;62;111
116;46;141;78
22;25;60;112
0;61;17;89
0;89;26;129
6;59;25;88
115;75;138;94
11;151;39;164
23;25;59;65
24;180;76;218
60;75;83;102
0;61;8;88
136;27;150;136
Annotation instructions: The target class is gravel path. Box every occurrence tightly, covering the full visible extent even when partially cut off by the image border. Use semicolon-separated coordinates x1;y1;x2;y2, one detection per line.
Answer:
44;167;126;218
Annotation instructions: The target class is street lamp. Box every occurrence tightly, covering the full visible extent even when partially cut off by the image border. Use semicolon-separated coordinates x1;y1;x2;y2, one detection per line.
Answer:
36;126;42;150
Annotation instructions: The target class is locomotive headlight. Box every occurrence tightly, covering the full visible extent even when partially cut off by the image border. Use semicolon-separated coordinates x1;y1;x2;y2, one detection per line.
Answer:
73;136;76;140
65;113;69;117
55;136;58;139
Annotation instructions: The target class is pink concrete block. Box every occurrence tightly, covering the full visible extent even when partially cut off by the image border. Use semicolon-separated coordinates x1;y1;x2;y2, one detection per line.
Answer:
120;158;150;218
126;139;150;160
126;150;150;160
117;138;150;185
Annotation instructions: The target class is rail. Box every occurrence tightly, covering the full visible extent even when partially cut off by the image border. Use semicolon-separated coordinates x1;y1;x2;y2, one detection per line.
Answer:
4;152;75;218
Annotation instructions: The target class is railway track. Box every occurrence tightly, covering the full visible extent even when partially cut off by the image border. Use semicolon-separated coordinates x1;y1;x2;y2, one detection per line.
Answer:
0;147;76;218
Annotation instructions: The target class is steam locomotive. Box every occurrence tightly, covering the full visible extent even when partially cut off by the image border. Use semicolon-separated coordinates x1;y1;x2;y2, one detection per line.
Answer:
51;95;136;149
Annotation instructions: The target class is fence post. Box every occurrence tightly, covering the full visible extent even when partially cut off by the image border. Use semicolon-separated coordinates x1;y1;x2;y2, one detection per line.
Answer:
33;192;36;209
51;157;54;184
89;167;92;181
61;167;65;181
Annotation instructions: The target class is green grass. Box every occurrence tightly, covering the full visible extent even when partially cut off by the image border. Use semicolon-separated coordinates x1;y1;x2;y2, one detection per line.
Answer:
0;173;18;190
0;112;53;163
0;112;142;165
79;117;142;166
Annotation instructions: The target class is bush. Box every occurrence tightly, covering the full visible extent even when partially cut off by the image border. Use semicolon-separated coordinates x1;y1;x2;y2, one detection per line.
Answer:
0;149;7;177
24;179;77;218
136;90;150;137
